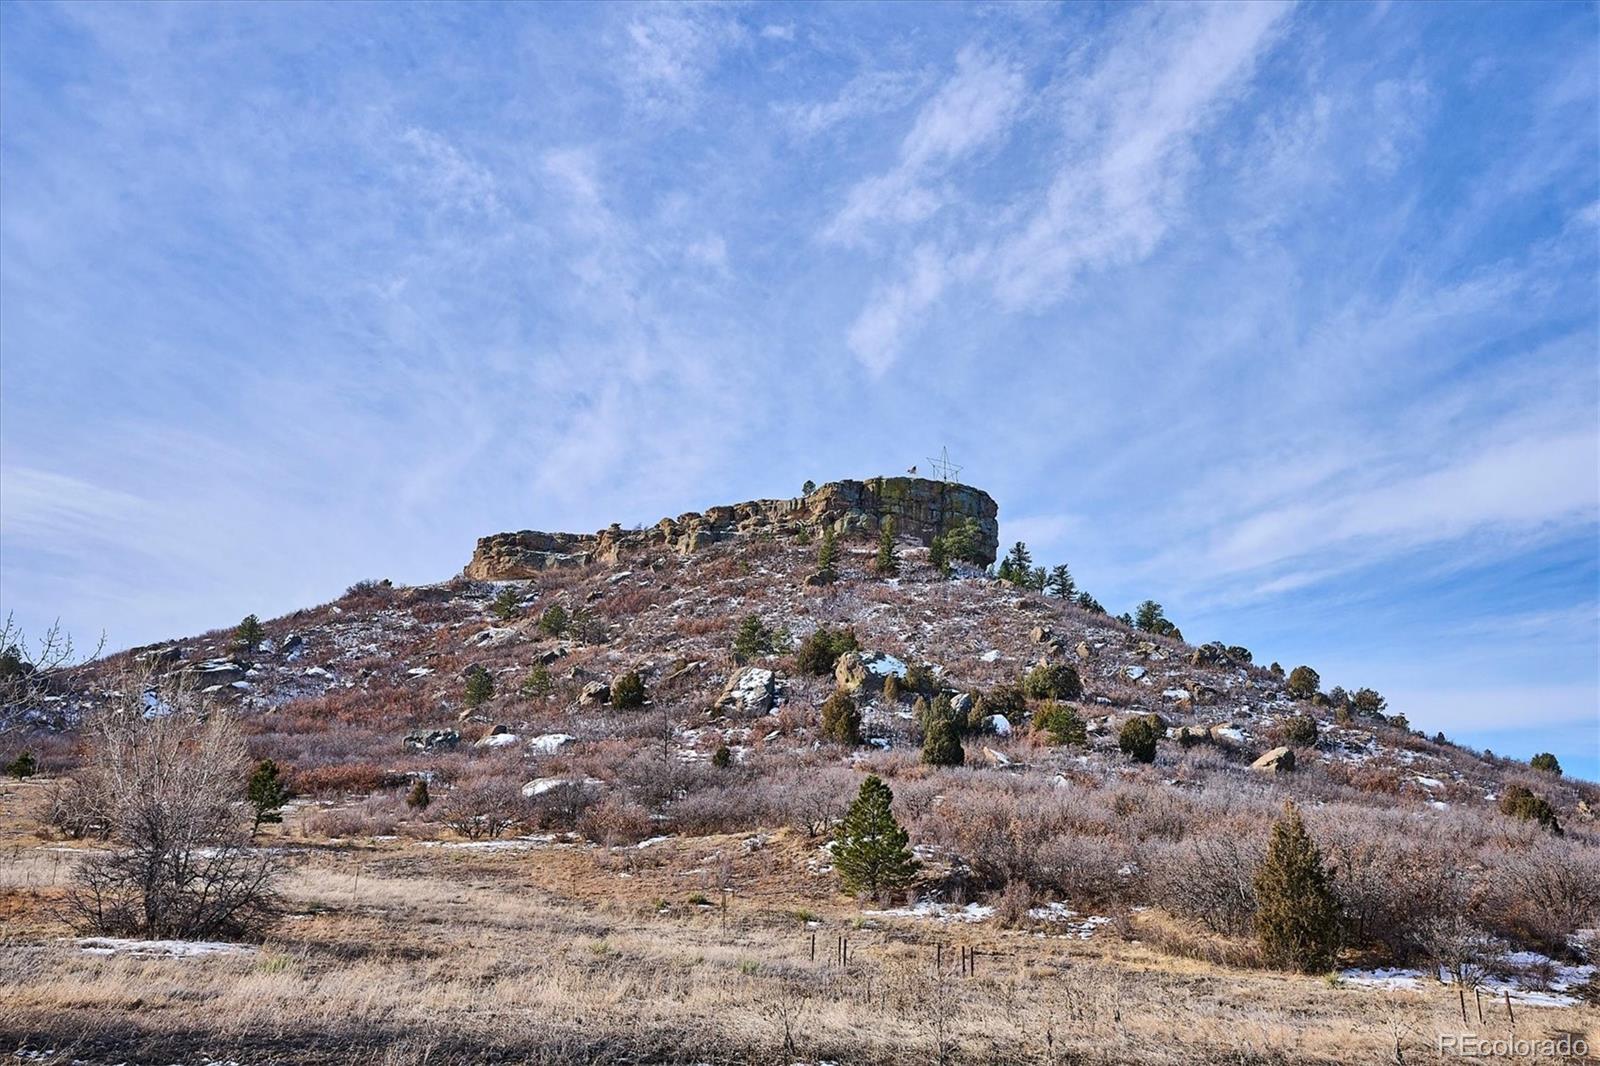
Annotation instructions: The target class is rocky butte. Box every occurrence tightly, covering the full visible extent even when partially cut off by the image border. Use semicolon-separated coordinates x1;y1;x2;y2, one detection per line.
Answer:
464;477;1000;580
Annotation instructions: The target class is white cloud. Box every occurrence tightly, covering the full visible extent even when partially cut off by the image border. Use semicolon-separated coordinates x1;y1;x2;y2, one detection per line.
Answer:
822;47;1025;248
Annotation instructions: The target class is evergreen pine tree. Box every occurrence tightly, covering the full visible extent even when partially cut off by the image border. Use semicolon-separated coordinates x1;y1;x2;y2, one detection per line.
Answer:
1074;591;1105;614
712;744;733;768
1530;752;1562;775
538;604;569;638
875;518;899;576
464;667;495;708
802;479;817;495
234;614;265;652
816;526;838;581
490;587;522;621
921;714;965;767
1134;600;1166;632
406;779;431;810
833;774;919;896
1035;702;1087;746
820;689;861;746
928;534;951;579
610;670;647;709
733;615;773;663
1254;802;1343;972
246;758;291;837
1000;542;1032;583
1286;666;1321;700
1046;564;1076;599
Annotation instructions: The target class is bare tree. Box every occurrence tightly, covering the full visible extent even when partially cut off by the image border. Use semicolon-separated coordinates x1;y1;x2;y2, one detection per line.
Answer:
58;669;282;941
437;775;523;840
0;613;105;720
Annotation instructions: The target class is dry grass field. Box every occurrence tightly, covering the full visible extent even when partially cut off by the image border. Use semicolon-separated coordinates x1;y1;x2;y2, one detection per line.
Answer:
3;778;1595;1065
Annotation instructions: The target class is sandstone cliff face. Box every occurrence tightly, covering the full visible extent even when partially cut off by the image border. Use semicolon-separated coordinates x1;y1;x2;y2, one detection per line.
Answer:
464;477;999;580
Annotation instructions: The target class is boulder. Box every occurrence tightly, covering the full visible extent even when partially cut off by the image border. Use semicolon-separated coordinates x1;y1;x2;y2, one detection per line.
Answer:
579;680;610;706
1174;725;1210;746
403;729;460;753
717;667;779;716
1185;681;1221;705
983;713;1012;736
527;733;576;755
1075;641;1093;661
1030;626;1054;644
1124;666;1147;681
834;651;907;695
950;692;974;718
1226;645;1253;664
1251;746;1296;773
1209;724;1247;745
982;747;1011;767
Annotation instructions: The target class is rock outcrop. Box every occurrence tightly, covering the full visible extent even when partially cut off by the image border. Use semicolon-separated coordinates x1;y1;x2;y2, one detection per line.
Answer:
464;477;999;580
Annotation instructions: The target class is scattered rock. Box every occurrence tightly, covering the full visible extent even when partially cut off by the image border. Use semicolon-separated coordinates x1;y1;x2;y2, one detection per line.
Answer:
983;714;1012;736
983;747;1011;767
834;651;907;695
1075;641;1093;661
718;667;779;716
950;692;974;718
468;627;518;648
579;681;610;706
1124;666;1147;681
404;729;460;753
1251;746;1296;773
1030;626;1053;644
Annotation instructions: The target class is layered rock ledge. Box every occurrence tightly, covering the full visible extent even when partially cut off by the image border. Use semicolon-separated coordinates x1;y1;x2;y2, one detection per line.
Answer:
464;477;999;579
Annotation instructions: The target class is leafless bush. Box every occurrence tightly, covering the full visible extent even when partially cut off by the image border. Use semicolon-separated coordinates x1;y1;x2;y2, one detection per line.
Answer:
1491;836;1600;951
578;795;654;846
1147;833;1263;936
0;613;104;710
58;671;282;941
304;792;407;838
436;775;523;839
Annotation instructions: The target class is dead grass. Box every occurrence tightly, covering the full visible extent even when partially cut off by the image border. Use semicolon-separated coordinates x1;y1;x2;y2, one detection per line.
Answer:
2;786;1595;1065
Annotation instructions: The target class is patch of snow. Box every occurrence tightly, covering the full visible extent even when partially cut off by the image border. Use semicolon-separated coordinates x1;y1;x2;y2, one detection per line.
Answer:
635;835;673;849
1414;775;1444;789
476;732;520;748
425;835;559;851
75;937;254;959
527;733;576;754
407;667;433;677
865;900;995;924
303;666;331;678
980;649;1002;663
1161;688;1189;700
1338;967;1424;991
1124;667;1147;681
866;654;907;678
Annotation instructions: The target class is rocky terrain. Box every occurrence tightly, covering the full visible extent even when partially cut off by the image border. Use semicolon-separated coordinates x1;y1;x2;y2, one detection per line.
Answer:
2;477;1596;1064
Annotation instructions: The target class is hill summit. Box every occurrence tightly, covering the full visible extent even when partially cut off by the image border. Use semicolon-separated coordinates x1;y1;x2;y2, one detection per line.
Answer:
465;476;1000;579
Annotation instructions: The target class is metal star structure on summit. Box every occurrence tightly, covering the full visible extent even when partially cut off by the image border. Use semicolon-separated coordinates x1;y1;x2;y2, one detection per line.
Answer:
926;447;962;484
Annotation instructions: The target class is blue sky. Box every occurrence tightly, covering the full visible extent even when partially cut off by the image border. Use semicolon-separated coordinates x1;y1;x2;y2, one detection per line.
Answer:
2;1;1596;777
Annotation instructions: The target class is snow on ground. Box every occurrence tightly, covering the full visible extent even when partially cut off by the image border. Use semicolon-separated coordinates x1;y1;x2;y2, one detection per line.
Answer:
864;900;996;923
527;733;576;754
1338;954;1597;1007
421;834;560;851
1027;902;1113;939
476;732;520;748
75;937;255;959
979;649;1002;663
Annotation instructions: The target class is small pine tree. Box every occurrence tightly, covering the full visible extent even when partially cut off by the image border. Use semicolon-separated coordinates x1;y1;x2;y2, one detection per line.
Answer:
922;715;965;767
1022;662;1082;701
875;518;899;576
820;689;861;746
246;759;291;837
1134;600;1166;633
1118;716;1160;763
538;604;569;638
520;665;553;698
1035;702;1086;746
816;526;838;581
406;779;431;810
833;774;919;897
1286;666;1321;700
712;744;733;769
1254;802;1343;972
1349;687;1386;716
881;672;901;704
733;615;774;663
802;479;817;495
234;614;265;652
464;667;495;708
490;587;522;621
611;670;646;709
1283;715;1319;746
6;752;38;778
795;625;858;675
1074;591;1105;614
1500;785;1562;834
1046;564;1075;599
1000;542;1033;583
1530;752;1562;775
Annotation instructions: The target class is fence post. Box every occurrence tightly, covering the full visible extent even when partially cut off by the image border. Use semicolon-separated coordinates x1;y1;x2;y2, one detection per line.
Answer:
1457;988;1467;1025
1504;989;1514;1027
